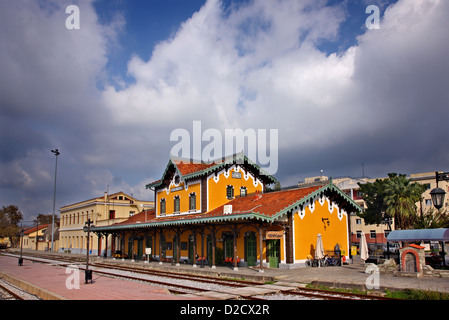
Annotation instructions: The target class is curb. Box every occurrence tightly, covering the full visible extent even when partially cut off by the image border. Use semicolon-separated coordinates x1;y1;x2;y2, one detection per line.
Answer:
0;271;68;300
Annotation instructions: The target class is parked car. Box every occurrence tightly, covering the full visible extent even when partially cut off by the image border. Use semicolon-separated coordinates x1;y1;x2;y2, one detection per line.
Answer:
383;242;400;253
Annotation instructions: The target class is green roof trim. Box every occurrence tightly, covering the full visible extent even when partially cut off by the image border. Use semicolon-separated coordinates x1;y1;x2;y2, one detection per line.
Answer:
145;153;278;190
92;212;271;232
92;182;362;233
265;181;363;222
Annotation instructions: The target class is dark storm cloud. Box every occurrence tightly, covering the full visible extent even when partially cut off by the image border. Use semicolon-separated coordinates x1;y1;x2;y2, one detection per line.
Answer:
1;0;448;221
0;0;124;219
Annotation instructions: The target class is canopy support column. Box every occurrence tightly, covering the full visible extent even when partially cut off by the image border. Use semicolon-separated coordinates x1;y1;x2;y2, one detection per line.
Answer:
192;228;197;268
211;225;216;269
259;224;264;273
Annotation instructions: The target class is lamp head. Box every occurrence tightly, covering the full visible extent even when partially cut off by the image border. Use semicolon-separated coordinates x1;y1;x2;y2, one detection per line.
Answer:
430;187;446;210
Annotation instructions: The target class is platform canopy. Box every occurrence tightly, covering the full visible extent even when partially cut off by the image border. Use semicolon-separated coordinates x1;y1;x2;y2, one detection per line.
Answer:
387;228;449;242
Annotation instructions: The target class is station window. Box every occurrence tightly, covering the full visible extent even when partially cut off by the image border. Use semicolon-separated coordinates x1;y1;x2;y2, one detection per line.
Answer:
189;193;196;211
160;199;166;215
174;196;180;213
227;185;234;199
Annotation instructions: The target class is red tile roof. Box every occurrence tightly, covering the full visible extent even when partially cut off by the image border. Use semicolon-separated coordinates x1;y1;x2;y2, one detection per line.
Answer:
174;160;216;176
114;210;156;226
405;243;426;250
110;186;322;228
206;186;322;217
95;182;361;231
24;224;49;235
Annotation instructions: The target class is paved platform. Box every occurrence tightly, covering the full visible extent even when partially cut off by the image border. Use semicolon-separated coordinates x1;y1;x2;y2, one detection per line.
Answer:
0;255;203;300
4;249;449;300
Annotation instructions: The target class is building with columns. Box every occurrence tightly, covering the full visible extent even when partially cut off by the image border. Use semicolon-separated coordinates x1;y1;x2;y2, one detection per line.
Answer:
59;192;154;255
91;154;361;269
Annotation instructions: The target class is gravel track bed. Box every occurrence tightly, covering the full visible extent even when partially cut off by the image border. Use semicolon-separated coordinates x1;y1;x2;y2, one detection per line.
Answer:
90;266;234;293
253;293;317;300
0;279;41;300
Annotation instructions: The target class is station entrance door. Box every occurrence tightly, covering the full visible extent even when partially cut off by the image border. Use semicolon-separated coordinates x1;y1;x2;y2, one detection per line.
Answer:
267;239;280;268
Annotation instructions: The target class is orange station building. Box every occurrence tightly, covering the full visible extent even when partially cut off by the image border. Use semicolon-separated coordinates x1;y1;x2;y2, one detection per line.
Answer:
93;154;362;269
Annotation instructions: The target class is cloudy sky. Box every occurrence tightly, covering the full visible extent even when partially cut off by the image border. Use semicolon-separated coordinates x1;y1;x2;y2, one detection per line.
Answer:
1;0;448;221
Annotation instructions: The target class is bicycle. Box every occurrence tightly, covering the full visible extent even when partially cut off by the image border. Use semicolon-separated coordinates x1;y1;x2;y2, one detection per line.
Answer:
305;255;315;267
324;255;340;266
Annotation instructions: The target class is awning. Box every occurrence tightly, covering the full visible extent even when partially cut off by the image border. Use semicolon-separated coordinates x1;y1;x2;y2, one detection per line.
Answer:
387;228;449;242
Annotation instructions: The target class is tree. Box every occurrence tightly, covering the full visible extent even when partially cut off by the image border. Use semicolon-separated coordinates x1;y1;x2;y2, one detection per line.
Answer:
358;173;426;230
357;178;389;226
414;207;449;229
36;213;59;226
384;173;426;230
0;205;23;247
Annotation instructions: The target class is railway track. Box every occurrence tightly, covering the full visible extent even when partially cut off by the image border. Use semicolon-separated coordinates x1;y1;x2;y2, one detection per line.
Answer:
0;280;24;300
90;261;258;288
1;252;394;300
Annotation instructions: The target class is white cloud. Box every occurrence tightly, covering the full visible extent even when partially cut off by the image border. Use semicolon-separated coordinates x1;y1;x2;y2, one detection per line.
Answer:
103;0;351;133
103;0;449;180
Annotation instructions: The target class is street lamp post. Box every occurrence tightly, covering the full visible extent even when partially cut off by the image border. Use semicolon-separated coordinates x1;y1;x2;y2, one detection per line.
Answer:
83;219;95;284
18;223;24;266
430;171;449;267
50;149;60;252
430;171;448;211
35;220;39;251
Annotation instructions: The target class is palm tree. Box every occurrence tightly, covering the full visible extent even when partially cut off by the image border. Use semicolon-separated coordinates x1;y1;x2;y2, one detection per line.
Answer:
384;173;425;230
414;207;449;229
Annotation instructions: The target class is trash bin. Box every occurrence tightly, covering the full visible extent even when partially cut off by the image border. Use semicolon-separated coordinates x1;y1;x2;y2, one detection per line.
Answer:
334;243;341;265
85;269;93;284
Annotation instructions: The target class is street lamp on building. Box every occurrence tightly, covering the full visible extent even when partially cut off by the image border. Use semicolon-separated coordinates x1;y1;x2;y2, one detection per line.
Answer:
18;224;24;266
430;171;448;210
50;149;60;252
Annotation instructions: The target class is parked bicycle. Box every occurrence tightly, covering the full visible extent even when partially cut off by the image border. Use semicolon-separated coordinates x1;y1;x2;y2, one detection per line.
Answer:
324;255;340;266
306;254;327;267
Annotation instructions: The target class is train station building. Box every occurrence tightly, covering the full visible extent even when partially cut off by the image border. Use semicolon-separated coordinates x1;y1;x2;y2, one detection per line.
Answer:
88;154;362;269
